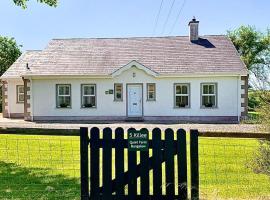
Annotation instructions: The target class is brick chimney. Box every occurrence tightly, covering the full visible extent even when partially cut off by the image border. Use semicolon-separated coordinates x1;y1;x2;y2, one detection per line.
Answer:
188;17;199;41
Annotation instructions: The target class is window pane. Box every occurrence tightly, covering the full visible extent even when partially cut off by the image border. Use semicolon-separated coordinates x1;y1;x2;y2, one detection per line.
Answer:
84;85;94;95
116;85;122;92
202;96;215;107
203;85;208;94
148;84;154;91
19;94;24;102
176;85;181;94
182;85;188;94
58;96;71;107
59;85;70;95
202;96;208;106
209;85;215;94
19;86;24;93
59;86;64;95
176;96;188;107
209;95;216;105
176;84;188;94
182;96;188;105
83;96;95;107
116;92;122;99
148;92;154;100
64;86;70;95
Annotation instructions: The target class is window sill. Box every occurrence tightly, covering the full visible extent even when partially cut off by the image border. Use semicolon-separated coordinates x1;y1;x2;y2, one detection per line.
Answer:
174;106;190;109
81;107;97;109
200;106;218;109
146;99;156;102
16;102;24;104
56;107;72;109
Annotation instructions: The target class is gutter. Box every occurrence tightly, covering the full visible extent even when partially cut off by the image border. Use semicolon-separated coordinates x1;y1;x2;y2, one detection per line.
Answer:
20;72;248;79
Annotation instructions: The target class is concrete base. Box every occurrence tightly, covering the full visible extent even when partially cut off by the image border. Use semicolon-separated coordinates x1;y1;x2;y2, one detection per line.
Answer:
9;113;24;118
32;115;239;124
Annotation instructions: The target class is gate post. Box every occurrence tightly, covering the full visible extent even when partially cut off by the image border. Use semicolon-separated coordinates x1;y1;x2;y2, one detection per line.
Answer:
80;127;89;200
190;129;199;200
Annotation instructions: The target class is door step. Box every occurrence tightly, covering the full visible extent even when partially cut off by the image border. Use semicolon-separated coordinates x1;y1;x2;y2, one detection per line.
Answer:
125;117;144;122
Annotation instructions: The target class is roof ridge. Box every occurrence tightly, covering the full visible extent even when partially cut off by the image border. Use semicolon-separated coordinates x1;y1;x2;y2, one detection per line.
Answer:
25;50;42;52
51;35;226;41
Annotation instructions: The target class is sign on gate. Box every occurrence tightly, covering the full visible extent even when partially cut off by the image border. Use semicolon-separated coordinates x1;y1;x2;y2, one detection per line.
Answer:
128;129;148;151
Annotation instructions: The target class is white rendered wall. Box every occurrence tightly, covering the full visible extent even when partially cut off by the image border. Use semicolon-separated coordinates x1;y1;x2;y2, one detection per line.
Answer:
31;67;240;118
7;79;24;114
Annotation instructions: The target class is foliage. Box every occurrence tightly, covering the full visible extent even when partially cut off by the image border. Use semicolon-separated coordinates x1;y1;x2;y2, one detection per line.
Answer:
248;90;262;111
248;140;270;176
0;36;22;76
227;26;270;77
13;0;57;9
229;26;270;176
248;91;270;176
257;91;270;132
0;36;21;112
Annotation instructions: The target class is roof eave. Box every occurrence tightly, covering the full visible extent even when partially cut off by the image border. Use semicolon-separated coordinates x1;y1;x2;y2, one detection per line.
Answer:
20;71;248;79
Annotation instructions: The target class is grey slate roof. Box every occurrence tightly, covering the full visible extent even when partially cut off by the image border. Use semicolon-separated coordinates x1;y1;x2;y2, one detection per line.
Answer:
1;50;42;78
1;35;247;78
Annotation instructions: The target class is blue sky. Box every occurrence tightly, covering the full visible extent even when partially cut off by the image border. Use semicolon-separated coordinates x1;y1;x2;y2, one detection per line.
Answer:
0;0;269;51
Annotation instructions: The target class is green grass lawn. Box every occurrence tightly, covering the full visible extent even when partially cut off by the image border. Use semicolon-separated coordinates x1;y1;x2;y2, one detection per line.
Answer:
0;133;269;199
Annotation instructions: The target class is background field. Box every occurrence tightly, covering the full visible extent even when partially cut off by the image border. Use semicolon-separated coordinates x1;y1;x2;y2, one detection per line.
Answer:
0;133;269;199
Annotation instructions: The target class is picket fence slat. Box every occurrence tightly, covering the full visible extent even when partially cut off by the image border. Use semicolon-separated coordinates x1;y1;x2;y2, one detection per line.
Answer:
190;129;199;200
80;127;89;200
152;128;162;196
102;128;112;200
140;128;150;198
115;127;125;200
90;127;100;200
177;129;188;199
164;128;175;195
127;128;137;200
80;127;190;200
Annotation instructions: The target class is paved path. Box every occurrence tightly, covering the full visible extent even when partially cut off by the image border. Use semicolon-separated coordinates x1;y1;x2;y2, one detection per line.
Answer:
0;116;262;133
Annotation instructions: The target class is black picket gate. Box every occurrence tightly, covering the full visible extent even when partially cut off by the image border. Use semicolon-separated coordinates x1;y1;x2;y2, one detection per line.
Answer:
80;127;199;200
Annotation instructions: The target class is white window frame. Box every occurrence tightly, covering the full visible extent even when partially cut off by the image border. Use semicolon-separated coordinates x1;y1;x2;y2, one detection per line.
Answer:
56;84;71;108
174;83;190;108
81;84;96;108
114;83;123;101
147;83;156;101
201;83;217;108
16;85;24;103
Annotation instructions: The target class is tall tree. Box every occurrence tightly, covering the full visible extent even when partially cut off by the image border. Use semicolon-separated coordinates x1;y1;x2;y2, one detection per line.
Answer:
13;0;57;8
230;27;270;176
0;36;22;76
228;26;270;79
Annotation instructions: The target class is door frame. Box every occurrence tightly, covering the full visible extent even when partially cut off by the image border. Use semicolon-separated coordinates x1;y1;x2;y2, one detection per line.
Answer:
126;83;144;118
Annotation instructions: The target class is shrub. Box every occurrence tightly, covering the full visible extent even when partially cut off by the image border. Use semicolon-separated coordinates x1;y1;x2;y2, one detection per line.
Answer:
248;92;270;176
248;140;270;176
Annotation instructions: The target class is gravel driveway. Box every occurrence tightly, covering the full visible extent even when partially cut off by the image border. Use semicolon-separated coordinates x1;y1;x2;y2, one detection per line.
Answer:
0;116;262;133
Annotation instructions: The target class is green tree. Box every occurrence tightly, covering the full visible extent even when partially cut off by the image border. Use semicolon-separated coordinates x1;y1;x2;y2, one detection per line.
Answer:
228;26;270;78
0;36;22;112
229;26;270;176
0;36;22;76
13;0;57;8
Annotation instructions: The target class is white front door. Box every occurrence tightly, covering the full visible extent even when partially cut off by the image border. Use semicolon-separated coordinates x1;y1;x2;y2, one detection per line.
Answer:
127;84;143;117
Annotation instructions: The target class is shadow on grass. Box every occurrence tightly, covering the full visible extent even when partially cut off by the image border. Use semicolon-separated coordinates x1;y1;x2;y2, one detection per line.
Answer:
0;161;80;199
